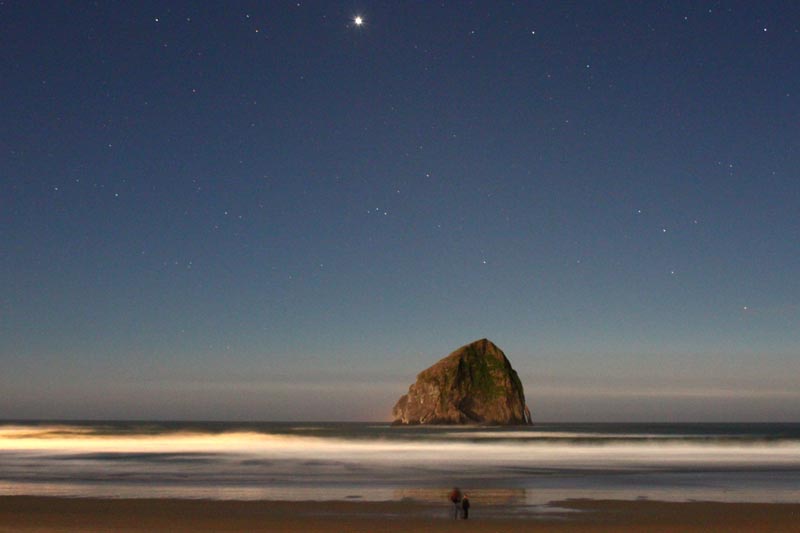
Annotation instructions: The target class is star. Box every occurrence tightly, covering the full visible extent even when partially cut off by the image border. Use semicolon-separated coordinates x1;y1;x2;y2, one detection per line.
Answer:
354;16;364;26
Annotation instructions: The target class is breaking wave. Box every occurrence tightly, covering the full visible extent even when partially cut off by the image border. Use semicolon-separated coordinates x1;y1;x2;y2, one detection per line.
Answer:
2;422;799;502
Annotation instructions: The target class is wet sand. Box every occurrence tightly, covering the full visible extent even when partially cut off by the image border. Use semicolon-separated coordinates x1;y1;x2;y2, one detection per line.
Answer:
1;496;799;532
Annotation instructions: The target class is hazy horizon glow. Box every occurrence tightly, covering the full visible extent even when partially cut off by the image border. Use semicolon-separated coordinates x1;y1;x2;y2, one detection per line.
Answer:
2;1;798;422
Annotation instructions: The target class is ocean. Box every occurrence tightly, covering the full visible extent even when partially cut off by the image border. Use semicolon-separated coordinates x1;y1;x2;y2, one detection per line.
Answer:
1;422;799;506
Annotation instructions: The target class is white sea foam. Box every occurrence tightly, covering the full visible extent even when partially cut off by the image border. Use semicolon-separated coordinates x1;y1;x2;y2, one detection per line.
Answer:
2;425;799;469
2;423;800;503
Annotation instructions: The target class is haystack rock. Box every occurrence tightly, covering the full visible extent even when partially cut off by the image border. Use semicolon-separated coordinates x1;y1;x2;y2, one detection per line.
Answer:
392;338;532;425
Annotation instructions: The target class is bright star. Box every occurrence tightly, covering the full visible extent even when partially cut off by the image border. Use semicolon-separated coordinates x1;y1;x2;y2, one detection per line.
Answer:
354;16;363;26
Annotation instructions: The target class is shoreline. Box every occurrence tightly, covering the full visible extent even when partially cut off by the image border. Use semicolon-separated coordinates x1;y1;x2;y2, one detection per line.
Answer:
1;496;799;532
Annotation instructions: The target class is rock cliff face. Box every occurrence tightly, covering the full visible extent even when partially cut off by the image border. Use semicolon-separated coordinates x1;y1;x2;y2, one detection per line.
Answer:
392;339;532;425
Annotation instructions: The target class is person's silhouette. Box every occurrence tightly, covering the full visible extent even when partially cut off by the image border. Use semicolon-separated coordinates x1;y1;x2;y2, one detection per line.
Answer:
448;487;462;519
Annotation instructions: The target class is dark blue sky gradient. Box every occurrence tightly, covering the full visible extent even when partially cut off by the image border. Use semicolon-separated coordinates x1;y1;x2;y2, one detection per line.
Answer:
2;1;799;421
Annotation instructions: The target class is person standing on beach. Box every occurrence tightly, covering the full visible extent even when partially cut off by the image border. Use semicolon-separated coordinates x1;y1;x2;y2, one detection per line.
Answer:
449;487;462;519
461;494;470;520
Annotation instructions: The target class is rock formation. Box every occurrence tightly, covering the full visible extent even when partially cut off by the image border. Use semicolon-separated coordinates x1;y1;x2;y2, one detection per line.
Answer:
392;338;532;425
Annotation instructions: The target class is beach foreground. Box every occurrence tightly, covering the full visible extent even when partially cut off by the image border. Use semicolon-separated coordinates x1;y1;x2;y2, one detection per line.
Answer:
1;497;799;532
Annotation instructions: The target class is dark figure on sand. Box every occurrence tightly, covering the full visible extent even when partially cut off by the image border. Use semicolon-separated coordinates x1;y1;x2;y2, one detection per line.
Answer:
449;487;462;519
461;494;470;519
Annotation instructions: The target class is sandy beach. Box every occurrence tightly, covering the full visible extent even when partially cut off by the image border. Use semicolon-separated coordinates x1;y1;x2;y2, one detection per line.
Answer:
1;497;799;532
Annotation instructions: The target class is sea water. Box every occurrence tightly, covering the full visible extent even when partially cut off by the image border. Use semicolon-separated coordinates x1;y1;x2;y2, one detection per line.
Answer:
1;422;799;504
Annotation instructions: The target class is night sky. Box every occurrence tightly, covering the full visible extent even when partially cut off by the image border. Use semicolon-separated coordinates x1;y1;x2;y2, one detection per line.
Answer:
2;1;799;421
